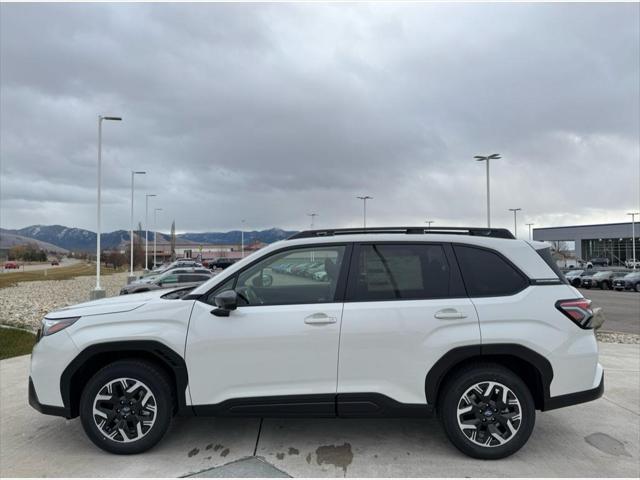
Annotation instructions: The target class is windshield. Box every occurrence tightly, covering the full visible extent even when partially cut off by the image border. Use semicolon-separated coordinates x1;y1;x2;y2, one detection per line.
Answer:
593;271;612;278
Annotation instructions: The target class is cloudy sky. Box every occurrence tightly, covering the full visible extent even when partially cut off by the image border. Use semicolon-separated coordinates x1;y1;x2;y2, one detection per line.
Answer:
1;2;639;237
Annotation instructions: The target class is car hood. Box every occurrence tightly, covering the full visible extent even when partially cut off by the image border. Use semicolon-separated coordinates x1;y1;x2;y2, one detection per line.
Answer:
45;289;170;319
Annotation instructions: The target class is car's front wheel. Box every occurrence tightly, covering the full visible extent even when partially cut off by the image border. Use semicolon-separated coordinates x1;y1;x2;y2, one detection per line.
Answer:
600;281;609;290
80;360;174;454
439;363;535;459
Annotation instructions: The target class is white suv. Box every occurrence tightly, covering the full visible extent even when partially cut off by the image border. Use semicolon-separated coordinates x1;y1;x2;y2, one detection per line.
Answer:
29;227;604;459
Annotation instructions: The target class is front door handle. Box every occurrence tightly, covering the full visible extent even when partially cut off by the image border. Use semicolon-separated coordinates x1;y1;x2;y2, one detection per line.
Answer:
434;308;467;320
304;313;337;325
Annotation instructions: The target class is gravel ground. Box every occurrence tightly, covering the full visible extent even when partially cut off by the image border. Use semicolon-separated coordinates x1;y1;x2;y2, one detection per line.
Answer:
0;272;131;332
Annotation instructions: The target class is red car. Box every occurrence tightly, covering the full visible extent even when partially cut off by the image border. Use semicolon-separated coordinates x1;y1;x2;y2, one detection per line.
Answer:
4;261;19;269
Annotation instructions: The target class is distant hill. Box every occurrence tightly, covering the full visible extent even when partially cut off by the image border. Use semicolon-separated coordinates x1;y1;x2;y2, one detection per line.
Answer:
0;231;69;254
1;225;297;252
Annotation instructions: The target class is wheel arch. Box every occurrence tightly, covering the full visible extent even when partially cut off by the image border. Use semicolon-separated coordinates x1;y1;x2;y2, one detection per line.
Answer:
425;344;553;411
61;340;191;418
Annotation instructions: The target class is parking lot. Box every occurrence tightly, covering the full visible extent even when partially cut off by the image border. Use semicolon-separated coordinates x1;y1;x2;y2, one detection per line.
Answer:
581;288;640;335
1;342;638;478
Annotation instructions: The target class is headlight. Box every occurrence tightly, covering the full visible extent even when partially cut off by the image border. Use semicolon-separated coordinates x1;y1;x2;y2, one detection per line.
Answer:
41;316;80;337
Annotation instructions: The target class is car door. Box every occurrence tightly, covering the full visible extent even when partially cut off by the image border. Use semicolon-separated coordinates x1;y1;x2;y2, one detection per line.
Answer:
186;244;351;412
337;242;480;408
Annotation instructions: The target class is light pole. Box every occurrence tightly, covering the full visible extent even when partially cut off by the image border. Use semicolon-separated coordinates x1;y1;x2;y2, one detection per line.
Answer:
474;154;501;228
153;208;163;270
241;219;246;258
356;196;373;228
509;208;522;237
145;193;157;271
628;212;639;269
526;223;535;241
307;213;318;229
425;220;434;229
91;115;122;300
129;170;146;282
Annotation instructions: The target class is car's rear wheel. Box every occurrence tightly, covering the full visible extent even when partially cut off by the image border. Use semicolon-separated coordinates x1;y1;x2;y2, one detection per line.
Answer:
635;282;640;293
600;281;609;290
438;363;535;459
80;360;173;454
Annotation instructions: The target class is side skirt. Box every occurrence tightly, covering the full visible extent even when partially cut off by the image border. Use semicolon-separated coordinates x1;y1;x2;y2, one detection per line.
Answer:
191;393;434;418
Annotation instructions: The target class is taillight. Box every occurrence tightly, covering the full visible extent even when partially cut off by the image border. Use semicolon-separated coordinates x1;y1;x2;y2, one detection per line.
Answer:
555;298;594;329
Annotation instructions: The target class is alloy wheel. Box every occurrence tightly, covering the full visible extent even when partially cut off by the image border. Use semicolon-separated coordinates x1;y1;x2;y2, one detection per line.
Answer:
456;381;522;447
92;377;157;443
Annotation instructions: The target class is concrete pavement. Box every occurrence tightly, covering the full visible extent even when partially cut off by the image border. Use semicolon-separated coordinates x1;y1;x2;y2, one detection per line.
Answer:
1;343;638;477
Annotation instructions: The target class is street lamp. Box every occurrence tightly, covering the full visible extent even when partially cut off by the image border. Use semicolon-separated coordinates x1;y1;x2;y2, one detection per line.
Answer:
628;212;639;269
474;154;501;228
526;223;535;241
425;220;434;229
307;213;318;229
129;170;146;282
241;219;246;258
509;208;522;237
145;194;157;271
153;208;163;270
91;115;122;300
356;196;373;228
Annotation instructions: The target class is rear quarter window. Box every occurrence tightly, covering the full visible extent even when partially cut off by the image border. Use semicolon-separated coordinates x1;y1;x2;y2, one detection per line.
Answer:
453;245;529;297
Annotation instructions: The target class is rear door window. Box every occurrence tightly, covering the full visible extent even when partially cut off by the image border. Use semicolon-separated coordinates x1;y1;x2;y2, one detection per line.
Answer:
348;243;452;301
453;245;528;297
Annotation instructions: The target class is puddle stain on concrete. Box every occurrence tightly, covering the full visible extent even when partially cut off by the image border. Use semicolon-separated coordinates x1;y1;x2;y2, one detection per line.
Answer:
188;448;200;458
276;453;285;460
315;443;354;474
585;432;631;457
205;444;213;451
220;448;230;457
213;444;223;452
288;447;299;456
305;453;312;464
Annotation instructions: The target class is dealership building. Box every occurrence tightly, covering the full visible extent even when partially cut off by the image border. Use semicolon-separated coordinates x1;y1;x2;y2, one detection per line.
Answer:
532;222;637;265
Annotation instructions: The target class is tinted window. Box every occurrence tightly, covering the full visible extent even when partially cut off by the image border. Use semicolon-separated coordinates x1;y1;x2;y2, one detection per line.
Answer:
454;245;528;297
535;247;567;283
236;246;346;306
205;276;235;305
350;244;451;301
161;274;179;284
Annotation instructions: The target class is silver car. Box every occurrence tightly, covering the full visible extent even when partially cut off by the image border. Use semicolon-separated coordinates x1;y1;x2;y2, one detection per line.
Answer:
120;268;213;294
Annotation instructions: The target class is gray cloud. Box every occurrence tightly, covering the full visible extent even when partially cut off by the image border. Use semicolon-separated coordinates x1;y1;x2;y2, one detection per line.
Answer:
1;2;638;236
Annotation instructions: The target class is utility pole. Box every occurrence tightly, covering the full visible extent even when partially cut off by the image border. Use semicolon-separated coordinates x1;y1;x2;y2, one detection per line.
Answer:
356;196;373;228
628;212;639;269
153;208;163;269
425;220;434;229
474;154;501;228
526;223;535;241
145;193;157;271
241;219;246;258
129;170;145;282
509;208;522;238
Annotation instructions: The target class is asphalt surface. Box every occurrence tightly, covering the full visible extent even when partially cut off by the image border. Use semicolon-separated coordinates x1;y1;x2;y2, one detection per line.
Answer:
580;288;640;335
1;343;638;478
0;257;80;274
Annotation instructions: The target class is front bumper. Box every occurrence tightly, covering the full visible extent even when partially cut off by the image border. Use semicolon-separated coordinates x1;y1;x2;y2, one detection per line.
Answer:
543;371;604;411
28;377;70;418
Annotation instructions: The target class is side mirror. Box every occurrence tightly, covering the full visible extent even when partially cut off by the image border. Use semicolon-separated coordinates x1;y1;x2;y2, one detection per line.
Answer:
211;290;238;317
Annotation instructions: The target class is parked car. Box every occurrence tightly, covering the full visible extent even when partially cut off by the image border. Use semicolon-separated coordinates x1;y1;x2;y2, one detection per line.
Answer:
563;269;584;287
578;271;596;288
209;258;238;270
582;271;622;290
588;257;610;267
50;260;60;266
141;260;203;278
120;268;213;294
613;272;640;292
29;226;604;459
3;261;19;269
132;267;212;286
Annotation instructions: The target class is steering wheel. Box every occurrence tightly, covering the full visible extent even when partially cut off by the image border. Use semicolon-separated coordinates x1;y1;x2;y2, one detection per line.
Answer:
236;286;263;305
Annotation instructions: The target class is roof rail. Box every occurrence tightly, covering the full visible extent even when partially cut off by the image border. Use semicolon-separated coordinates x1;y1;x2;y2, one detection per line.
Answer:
288;226;515;240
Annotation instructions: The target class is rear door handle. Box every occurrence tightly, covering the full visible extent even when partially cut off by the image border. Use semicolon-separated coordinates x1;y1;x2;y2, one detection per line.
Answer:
434;308;467;320
304;313;337;325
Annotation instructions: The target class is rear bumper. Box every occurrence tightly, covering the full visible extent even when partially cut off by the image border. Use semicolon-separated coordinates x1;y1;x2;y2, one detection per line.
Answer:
28;377;70;418
543;372;604;411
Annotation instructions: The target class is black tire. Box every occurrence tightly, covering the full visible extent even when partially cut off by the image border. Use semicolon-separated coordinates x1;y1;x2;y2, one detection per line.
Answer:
635;282;640;293
80;360;174;454
438;363;535;460
600;281;609;290
571;278;581;288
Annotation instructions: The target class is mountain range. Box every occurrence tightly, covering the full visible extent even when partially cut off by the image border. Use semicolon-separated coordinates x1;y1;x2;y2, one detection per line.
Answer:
0;225;297;252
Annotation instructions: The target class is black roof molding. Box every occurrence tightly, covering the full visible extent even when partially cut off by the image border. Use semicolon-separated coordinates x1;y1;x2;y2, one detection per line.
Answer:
289;227;515;240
